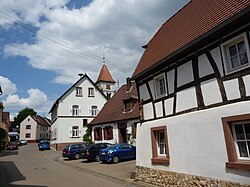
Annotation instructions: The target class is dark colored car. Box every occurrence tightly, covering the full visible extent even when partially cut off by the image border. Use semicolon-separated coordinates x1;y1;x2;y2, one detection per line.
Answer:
62;143;91;160
6;142;18;150
81;143;111;162
38;140;50;151
99;143;136;164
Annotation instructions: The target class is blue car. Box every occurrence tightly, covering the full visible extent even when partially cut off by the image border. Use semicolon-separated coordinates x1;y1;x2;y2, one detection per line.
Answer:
38;140;50;151
99;143;136;164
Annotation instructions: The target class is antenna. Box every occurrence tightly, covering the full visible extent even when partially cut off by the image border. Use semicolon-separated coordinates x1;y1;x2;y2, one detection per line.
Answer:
103;54;105;64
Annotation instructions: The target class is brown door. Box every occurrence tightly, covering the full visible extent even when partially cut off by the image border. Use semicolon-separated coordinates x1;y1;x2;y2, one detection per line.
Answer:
118;122;127;143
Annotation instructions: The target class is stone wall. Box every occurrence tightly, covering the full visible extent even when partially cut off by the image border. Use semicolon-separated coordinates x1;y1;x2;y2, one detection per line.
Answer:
134;166;250;187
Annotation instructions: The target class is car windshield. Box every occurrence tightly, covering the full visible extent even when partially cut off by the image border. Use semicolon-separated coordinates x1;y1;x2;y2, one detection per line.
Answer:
40;141;49;144
109;144;118;148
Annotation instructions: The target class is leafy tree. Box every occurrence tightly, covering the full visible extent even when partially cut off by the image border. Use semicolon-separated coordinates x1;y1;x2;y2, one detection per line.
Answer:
83;125;92;143
12;107;37;128
0;128;7;150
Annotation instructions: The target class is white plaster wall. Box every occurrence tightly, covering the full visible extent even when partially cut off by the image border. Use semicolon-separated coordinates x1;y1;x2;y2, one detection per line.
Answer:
164;97;174;115
223;79;240;100
136;101;250;185
167;69;175;94
177;61;193;87
148;80;155;100
139;84;150;101
198;54;214;78
201;79;222;106
143;103;154;120
20;116;37;141
243;74;250;96
210;47;224;76
155;101;163;118
176;87;197;112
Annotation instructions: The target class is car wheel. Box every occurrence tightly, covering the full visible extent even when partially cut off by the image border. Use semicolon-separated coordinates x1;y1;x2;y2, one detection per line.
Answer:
95;155;100;162
74;153;80;159
112;156;119;164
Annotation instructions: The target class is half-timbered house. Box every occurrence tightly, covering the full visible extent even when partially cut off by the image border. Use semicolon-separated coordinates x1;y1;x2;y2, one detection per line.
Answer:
132;0;250;186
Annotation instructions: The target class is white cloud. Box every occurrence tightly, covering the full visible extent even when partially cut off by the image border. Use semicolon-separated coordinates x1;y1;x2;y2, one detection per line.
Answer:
2;0;189;85
3;88;48;110
0;76;17;96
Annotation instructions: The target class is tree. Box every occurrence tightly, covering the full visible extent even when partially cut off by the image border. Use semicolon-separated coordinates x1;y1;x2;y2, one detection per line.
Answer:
12;107;37;128
83;125;92;143
0;128;7;150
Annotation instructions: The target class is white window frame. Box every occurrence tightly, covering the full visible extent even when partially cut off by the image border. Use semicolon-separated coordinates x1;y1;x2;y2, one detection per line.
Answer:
154;73;167;98
88;87;94;97
76;87;82;96
232;121;250;161
91;105;98;116
72;105;79;116
72;126;79;138
222;33;250;74
156;131;166;156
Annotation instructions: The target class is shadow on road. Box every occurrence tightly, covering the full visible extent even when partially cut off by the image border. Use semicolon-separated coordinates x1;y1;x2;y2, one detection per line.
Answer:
0;150;18;157
0;161;47;187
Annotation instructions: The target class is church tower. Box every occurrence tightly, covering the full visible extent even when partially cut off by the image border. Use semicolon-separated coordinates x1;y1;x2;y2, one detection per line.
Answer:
96;57;116;99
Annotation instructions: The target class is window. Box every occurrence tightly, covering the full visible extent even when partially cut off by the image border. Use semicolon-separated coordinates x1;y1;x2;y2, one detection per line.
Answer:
88;87;94;97
104;126;113;140
151;126;170;165
26;125;31;129
91;105;98;116
106;84;110;90
72;126;79;137
222;33;250;74
83;119;88;127
72;105;79;116
94;127;102;141
154;74;166;98
222;114;250;170
25;133;31;138
76;87;82;96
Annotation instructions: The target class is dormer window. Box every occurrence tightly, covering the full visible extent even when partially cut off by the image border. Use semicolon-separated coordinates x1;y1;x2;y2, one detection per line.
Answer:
76;87;82;96
106;84;110;90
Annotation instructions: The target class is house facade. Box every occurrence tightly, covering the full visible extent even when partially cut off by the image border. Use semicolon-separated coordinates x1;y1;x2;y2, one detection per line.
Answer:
90;78;139;145
132;0;250;186
49;74;111;151
20;115;51;143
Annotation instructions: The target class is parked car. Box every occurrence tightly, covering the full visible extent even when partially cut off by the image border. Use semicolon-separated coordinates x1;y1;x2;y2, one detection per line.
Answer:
6;142;18;150
62;143;91;160
81;143;111;162
38;140;50;151
99;143;136;164
20;140;27;145
15;140;22;146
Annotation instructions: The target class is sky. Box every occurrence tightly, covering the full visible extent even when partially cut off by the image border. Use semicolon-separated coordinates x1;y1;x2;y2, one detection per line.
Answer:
0;0;189;120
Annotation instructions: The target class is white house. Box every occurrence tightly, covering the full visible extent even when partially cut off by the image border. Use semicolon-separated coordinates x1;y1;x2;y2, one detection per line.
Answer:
90;78;139;145
132;0;250;186
20;115;51;143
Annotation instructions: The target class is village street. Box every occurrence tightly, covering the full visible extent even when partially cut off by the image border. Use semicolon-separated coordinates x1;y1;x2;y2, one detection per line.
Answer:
0;144;151;187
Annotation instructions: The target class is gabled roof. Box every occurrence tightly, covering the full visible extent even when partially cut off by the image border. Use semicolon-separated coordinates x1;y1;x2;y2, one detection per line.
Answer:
49;74;107;113
96;63;116;84
90;82;139;126
31;115;51;127
132;0;250;79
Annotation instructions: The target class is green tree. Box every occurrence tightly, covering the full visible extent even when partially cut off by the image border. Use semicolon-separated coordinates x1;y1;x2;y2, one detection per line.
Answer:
12;107;37;128
0;128;7;150
83;125;92;143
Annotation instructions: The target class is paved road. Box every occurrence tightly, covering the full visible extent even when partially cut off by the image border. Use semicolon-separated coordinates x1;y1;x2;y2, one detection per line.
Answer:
0;144;149;187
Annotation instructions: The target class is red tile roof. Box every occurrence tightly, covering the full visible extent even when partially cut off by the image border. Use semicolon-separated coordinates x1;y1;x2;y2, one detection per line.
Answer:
31;115;51;127
132;0;250;78
96;63;116;84
90;82;139;125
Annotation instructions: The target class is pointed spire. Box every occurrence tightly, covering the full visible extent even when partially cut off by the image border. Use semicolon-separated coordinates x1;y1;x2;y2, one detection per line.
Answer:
96;56;116;84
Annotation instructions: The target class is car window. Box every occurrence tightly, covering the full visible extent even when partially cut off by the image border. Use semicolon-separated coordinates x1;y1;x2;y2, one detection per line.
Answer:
120;144;131;149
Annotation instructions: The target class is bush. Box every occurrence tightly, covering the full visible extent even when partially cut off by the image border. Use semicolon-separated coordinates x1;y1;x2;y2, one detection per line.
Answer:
0;128;7;150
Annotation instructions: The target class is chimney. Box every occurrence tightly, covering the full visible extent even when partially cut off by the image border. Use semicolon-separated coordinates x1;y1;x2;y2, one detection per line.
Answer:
126;77;132;91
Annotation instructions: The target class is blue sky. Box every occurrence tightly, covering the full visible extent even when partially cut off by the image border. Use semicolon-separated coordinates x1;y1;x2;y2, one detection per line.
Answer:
0;0;189;119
